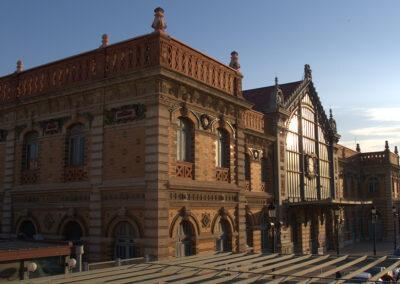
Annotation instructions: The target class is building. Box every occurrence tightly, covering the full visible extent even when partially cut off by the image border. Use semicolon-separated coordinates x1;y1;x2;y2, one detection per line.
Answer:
337;143;400;246
0;7;397;262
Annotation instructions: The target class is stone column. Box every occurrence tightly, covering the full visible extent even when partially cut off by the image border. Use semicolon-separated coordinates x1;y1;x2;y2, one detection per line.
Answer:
1;128;15;236
88;111;104;261
144;89;170;260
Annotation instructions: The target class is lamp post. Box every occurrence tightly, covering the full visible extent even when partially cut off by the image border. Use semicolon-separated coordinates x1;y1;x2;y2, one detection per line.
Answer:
371;206;377;256
334;208;340;255
393;206;398;251
268;203;276;253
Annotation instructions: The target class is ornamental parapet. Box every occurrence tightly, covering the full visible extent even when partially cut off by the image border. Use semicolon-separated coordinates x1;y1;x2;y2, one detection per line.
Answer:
0;33;242;104
242;109;265;133
169;189;238;203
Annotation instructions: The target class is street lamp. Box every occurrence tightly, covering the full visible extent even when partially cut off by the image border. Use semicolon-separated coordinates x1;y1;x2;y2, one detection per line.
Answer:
371;206;377;256
268;203;277;253
334;208;340;255
26;261;37;279
393;206;398;251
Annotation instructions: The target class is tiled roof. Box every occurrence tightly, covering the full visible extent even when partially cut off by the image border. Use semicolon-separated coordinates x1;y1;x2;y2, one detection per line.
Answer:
243;80;303;113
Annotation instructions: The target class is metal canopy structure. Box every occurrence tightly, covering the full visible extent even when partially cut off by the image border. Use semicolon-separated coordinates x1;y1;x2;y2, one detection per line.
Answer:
23;252;400;284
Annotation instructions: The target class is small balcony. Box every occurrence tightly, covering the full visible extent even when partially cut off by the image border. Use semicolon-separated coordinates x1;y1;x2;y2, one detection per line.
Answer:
20;169;39;185
176;161;194;179
64;166;88;182
216;167;230;182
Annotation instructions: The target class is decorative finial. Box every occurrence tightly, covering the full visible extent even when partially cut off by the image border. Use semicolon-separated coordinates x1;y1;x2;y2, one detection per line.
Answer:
229;51;240;70
356;143;361;153
385;140;389;151
329;108;337;134
274;77;284;107
304;64;312;80
101;34;109;48
152;7;167;33
16;59;23;73
395;146;398;155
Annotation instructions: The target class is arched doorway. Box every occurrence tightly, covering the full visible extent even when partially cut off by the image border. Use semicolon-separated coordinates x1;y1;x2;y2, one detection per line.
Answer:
17;220;36;239
63;221;83;243
175;220;196;257
114;221;140;259
245;215;253;248
261;214;271;253
216;219;232;252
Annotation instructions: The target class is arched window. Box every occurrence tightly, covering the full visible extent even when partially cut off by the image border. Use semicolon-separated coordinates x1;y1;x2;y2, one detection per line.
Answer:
216;128;230;168
215;219;232;252
63;221;83;243
244;154;251;181
23;132;39;170
245;215;253;248
114;222;140;259
261;157;268;183
67;124;85;167
17;220;37;239
369;177;379;194
176;118;193;162
176;220;196;257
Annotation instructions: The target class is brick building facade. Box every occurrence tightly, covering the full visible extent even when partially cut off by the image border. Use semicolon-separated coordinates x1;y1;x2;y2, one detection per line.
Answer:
0;8;398;261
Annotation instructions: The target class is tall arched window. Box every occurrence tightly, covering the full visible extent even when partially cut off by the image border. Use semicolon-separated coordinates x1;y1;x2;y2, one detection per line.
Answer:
176;118;193;162
114;221;140;259
67;124;85;167
23;132;39;170
215;219;232;252
245;215;253;248
369;177;379;194
17;220;37;239
63;221;83;243
175;220;196;257
216;128;230;168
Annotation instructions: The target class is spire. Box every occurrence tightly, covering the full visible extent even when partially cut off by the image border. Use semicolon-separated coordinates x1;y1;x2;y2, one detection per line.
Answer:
16;59;23;73
100;34;109;48
328;108;337;134
304;64;312;80
395;146;398;155
356;143;361;153
152;7;167;33
229;51;240;70
385;140;389;151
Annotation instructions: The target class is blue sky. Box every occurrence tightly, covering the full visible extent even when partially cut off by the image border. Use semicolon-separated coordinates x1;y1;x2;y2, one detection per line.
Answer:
1;0;399;152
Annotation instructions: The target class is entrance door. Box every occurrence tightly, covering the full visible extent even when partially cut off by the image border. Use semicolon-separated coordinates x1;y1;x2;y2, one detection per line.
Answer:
216;219;232;252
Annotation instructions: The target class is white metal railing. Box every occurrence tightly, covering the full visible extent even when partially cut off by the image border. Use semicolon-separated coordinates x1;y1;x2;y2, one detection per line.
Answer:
86;257;145;271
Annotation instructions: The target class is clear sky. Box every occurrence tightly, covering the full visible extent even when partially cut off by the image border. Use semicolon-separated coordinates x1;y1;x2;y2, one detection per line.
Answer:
1;0;399;152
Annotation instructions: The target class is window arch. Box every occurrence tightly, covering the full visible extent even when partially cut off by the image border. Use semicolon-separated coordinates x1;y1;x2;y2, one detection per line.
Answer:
175;220;196;257
22;132;39;170
63;221;83;243
67;124;85;167
215;218;232;252
216;128;230;168
244;154;251;180
176;118;194;162
114;221;140;259
17;220;37;239
245;214;253;248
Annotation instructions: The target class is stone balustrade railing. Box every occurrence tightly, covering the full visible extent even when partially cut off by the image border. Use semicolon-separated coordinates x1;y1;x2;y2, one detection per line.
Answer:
242;109;265;133
0;33;241;104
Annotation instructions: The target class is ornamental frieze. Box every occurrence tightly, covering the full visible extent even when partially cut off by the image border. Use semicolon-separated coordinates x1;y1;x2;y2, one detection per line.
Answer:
101;191;145;202
169;190;238;203
13;192;90;204
104;104;146;125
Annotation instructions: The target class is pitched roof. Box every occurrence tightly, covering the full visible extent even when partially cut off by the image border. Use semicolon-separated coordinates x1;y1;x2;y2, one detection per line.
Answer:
243;80;303;113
